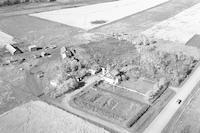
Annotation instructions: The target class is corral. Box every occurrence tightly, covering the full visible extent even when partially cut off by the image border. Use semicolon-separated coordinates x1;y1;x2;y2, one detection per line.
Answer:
120;78;155;95
97;81;148;103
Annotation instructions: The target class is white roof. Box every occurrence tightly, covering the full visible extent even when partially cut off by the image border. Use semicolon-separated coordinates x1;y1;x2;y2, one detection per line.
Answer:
0;31;15;48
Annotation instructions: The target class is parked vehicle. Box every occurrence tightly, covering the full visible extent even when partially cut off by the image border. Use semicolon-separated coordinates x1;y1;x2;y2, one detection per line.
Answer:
177;99;182;104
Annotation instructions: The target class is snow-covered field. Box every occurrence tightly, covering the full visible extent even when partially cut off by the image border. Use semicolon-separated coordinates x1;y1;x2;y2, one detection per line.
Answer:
30;0;169;30
143;3;200;43
0;31;14;48
0;101;109;133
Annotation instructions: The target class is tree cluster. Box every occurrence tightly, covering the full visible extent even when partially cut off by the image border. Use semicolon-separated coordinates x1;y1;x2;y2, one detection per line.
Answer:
146;78;169;103
135;44;197;86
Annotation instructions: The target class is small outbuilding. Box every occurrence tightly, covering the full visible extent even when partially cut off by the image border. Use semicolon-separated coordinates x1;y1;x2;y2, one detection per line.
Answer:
60;46;67;59
5;44;23;55
28;45;43;52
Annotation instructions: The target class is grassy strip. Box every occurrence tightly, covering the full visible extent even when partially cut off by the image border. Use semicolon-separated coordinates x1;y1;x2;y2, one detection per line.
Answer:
130;89;175;133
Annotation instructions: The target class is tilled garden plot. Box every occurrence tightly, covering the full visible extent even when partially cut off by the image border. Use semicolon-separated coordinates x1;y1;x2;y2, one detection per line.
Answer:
69;86;149;129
